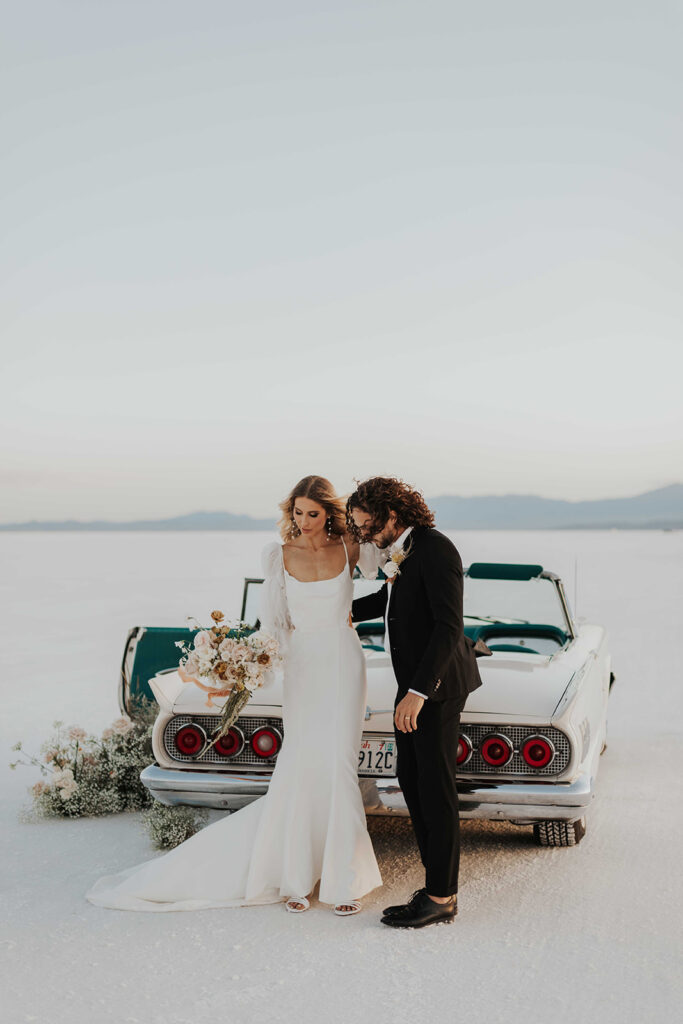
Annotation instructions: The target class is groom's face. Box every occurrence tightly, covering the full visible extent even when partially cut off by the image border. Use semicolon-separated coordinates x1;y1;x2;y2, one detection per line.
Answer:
350;507;400;549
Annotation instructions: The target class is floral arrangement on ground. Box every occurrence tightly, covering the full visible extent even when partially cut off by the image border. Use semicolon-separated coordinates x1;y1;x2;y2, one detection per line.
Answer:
10;707;157;818
11;705;212;848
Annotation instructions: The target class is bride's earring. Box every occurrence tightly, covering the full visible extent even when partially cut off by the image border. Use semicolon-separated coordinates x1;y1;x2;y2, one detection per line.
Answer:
326;517;332;541
291;517;300;537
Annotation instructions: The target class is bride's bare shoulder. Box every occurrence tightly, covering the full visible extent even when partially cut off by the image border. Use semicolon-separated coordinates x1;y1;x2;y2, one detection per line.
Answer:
343;532;360;558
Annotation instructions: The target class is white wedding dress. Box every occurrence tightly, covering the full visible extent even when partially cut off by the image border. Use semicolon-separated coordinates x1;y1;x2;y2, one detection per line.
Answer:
86;539;382;911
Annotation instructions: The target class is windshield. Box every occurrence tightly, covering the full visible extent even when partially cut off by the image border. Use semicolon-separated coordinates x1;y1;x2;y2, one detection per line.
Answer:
464;576;571;631
241;573;571;632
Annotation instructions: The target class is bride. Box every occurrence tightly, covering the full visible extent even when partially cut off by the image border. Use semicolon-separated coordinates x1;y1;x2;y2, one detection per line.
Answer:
87;475;382;915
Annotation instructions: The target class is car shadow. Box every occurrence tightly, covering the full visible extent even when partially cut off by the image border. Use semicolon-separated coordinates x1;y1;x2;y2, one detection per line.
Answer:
363;815;536;907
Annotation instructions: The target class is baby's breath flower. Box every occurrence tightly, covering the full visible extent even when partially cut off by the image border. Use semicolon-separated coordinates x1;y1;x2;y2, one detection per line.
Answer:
111;718;133;735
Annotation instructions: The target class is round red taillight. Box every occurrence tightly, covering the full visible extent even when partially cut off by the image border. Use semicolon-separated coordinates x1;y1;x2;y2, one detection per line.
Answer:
213;727;245;759
521;735;555;769
174;723;206;757
250;727;282;759
456;734;473;766
481;733;514;767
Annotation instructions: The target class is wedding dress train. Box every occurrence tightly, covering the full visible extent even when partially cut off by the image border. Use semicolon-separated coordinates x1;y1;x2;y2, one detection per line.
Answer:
86;539;382;911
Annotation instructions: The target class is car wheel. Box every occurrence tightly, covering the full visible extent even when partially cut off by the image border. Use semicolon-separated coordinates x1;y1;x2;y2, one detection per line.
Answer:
533;818;586;847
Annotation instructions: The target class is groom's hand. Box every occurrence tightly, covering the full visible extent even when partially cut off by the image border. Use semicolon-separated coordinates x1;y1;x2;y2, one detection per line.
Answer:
395;692;425;733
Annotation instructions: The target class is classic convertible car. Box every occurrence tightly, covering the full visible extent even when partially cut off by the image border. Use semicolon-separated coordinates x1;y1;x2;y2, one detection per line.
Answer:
122;562;613;847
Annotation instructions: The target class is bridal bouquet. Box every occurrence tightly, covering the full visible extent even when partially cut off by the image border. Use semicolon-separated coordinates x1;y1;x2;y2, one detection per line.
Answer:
176;611;281;747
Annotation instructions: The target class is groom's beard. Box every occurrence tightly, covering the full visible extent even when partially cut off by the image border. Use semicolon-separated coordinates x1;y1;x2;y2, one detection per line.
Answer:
372;523;402;550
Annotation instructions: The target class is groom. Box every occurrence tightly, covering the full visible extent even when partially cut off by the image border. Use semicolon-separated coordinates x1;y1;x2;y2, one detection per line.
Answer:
348;477;482;928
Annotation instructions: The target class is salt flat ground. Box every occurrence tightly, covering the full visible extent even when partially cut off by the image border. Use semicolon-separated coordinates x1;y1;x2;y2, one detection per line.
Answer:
1;530;681;1024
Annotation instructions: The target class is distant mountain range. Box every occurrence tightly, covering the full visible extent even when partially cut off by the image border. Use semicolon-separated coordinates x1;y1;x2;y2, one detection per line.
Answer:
429;484;683;529
2;484;682;531
0;511;277;532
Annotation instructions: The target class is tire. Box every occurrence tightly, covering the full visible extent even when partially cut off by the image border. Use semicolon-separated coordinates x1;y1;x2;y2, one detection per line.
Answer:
533;818;586;847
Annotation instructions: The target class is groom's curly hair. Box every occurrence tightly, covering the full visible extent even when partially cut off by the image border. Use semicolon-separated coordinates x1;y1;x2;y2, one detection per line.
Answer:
346;477;435;539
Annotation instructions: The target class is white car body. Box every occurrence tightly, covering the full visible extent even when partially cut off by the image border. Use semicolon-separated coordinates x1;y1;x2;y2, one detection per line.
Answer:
140;562;612;847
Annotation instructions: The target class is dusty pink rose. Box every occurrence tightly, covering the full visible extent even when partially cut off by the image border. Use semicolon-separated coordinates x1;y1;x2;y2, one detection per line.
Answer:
194;631;215;651
32;781;49;796
101;728;114;740
68;726;87;742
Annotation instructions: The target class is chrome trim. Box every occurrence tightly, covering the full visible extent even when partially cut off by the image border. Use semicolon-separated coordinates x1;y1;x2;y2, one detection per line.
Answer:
554;577;577;639
365;773;594;819
520;734;556;769
365;706;394;720
118;625;143;716
457;732;473;767
141;765;270;809
141;765;594;819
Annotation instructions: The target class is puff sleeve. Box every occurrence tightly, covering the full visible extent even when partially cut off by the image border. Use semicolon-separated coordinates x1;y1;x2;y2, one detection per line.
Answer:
356;542;387;580
259;542;294;651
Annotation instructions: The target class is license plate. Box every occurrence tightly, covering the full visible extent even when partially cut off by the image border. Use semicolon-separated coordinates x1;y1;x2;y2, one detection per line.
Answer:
358;736;396;777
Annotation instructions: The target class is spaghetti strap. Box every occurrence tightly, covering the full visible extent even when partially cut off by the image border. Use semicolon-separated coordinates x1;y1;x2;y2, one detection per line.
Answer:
340;536;349;568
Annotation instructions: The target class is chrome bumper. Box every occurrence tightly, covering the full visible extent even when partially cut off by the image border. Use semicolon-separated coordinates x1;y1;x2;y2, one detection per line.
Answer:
141;765;593;822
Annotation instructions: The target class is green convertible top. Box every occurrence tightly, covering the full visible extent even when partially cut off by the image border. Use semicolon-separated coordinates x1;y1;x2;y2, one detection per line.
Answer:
466;563;544;581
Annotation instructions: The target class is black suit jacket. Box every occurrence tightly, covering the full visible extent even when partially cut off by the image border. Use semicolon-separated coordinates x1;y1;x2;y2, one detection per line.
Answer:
351;527;483;702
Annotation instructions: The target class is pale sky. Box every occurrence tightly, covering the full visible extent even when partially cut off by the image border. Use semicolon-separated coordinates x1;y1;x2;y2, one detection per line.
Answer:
2;1;682;521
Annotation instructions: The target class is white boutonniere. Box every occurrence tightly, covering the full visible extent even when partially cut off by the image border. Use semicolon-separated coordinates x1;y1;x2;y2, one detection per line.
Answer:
383;549;408;581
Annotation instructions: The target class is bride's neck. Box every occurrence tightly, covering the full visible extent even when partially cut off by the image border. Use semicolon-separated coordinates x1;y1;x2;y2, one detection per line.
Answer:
300;536;333;552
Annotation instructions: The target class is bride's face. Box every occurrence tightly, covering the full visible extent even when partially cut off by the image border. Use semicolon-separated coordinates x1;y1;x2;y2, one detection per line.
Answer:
293;497;327;539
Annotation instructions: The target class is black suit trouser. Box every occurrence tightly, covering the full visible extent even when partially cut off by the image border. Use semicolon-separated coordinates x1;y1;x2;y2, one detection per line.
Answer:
394;696;466;897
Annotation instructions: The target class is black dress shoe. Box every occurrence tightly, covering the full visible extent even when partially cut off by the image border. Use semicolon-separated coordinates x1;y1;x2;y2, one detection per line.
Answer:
382;888;426;919
381;890;457;928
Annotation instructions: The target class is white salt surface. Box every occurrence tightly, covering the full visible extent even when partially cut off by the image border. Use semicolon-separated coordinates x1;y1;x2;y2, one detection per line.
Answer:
1;530;682;1023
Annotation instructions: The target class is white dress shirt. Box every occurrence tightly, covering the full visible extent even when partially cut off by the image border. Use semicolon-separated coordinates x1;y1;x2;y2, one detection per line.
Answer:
383;527;428;701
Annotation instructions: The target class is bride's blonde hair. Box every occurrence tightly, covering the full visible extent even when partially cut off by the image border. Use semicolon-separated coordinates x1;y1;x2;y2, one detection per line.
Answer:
278;476;347;542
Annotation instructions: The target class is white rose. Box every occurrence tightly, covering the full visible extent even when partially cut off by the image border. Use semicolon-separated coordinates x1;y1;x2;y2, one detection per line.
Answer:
383;561;399;578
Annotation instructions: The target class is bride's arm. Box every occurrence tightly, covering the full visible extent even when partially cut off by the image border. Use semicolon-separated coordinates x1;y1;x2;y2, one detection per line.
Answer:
344;534;361;573
260;542;294;645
